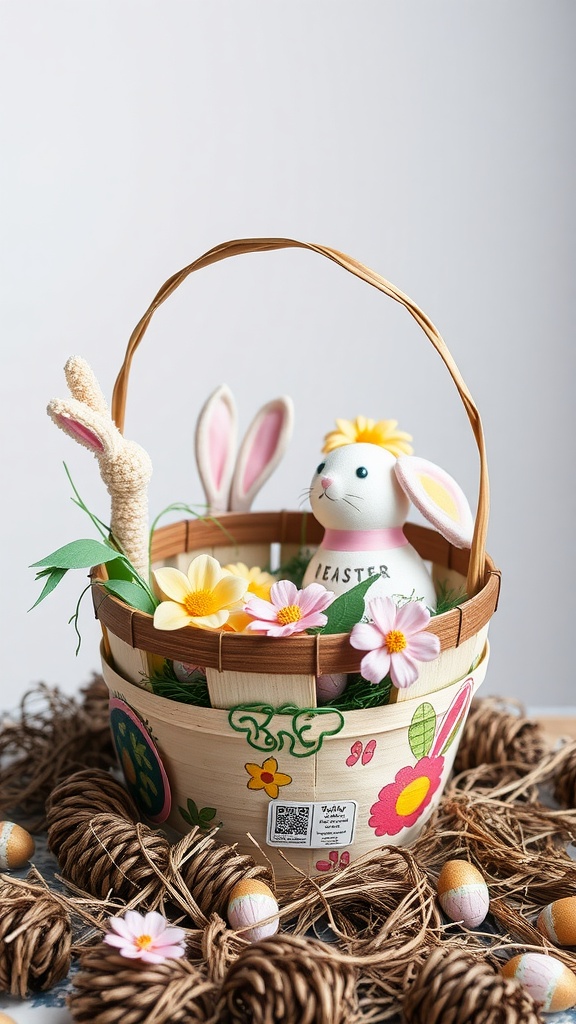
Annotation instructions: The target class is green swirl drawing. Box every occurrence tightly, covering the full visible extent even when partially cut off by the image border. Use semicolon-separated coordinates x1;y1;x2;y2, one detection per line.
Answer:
228;702;345;758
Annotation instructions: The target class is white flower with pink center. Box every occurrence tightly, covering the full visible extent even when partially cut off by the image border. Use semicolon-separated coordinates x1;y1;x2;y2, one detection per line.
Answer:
350;597;440;689
244;580;335;637
103;910;186;963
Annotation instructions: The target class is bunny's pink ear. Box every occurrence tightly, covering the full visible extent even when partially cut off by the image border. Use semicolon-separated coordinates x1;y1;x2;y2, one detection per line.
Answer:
195;384;238;513
394;455;474;548
230;397;294;512
52;413;105;452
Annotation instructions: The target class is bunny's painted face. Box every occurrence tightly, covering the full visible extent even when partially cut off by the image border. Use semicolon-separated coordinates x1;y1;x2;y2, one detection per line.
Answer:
309;443;410;531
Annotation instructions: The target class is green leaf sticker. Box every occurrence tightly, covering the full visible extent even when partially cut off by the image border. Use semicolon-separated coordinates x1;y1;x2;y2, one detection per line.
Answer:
315;573;380;635
31;538;120;570
409;702;437;760
102;579;157;614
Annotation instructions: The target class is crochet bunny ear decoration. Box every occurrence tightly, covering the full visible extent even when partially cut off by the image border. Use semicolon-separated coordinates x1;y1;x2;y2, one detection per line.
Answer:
394;455;474;548
195;384;294;513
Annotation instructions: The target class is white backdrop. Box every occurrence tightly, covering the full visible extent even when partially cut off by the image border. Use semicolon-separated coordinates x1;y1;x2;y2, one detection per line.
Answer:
1;0;574;712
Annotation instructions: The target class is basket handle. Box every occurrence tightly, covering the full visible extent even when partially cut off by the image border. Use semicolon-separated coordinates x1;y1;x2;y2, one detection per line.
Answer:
111;237;489;597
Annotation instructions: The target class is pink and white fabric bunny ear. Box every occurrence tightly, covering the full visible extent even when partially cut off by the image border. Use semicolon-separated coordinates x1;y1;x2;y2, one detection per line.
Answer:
195;384;294;514
394;455;474;549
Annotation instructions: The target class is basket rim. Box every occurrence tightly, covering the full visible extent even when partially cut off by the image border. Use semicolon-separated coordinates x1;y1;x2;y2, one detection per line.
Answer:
91;512;500;676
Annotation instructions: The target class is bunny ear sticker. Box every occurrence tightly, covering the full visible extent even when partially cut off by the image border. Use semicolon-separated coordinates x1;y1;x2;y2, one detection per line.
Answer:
195;384;238;513
394;455;474;549
230;396;294;513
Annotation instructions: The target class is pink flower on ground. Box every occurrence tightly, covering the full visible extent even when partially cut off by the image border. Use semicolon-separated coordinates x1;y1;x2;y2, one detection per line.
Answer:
103;910;186;963
350;597;440;689
244;580;335;637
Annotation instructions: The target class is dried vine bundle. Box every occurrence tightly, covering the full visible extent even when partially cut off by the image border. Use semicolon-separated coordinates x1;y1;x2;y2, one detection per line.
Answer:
0;876;72;998
176;828;273;918
0;677;115;829
215;933;359;1024
454;697;546;775
186;914;250;985
69;946;218;1023
402;948;544;1024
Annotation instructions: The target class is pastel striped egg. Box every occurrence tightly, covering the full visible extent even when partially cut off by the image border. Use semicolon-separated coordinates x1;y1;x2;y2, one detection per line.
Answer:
227;878;279;942
437;859;489;928
537;896;576;947
501;953;576;1012
0;821;35;870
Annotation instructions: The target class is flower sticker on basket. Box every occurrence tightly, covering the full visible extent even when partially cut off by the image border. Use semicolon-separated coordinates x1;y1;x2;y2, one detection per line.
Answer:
109;697;171;822
245;757;292;798
323;416;413;457
350;597;440;689
104;910;186;963
316;850;351;873
153;553;248;630
368;679;473;837
244;580;336;637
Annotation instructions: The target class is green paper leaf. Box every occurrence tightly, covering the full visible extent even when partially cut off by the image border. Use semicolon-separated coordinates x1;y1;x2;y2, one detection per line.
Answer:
101;579;157;614
408;702;437;759
105;556;137;583
29;567;68;609
316;574;380;635
31;539;120;570
199;807;217;823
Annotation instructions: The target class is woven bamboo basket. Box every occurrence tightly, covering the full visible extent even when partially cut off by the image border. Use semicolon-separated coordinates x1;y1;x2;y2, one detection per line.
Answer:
93;238;500;878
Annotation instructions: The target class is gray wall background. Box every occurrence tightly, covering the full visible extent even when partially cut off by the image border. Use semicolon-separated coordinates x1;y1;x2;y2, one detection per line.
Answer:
1;1;574;711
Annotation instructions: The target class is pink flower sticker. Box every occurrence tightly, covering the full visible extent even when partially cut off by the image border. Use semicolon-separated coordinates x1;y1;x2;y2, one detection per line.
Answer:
368;756;445;837
104;910;186;963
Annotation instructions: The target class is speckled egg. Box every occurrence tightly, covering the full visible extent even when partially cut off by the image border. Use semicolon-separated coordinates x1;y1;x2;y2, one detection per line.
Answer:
537;896;576;947
437;859;490;928
501;953;576;1012
227;878;279;942
0;821;35;870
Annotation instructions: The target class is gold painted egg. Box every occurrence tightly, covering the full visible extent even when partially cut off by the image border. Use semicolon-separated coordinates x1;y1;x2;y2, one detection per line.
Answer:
537;896;576;947
0;1013;17;1024
0;821;35;870
227;878;279;942
501;953;576;1012
437;859;489;928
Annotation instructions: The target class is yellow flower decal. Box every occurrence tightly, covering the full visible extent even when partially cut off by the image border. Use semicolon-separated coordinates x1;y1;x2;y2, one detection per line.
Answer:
323;416;413;457
245;757;292;798
153;554;248;631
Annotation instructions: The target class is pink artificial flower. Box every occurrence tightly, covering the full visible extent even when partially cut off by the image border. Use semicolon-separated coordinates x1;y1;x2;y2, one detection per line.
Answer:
244;580;335;637
350;597;440;689
103;910;186;963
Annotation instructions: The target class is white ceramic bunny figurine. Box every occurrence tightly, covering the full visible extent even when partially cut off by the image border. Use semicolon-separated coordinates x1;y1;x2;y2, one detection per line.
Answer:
195;384;294;513
302;434;474;611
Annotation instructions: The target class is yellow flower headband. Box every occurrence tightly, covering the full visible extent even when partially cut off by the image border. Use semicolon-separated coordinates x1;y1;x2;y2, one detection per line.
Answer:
322;416;413;457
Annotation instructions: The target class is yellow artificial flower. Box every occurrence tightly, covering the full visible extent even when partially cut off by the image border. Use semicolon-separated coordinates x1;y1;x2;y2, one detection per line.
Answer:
153;554;248;631
245;757;292;799
323;416;413;457
223;562;276;601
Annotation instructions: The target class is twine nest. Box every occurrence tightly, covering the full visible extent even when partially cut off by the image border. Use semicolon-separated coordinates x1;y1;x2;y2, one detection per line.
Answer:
0;676;115;829
0;876;72;998
69;946;218;1023
215;933;359;1024
454;697;546;775
402;948;544;1024
552;739;576;808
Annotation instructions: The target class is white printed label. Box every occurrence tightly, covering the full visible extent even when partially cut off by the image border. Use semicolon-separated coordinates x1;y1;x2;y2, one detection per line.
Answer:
266;800;358;849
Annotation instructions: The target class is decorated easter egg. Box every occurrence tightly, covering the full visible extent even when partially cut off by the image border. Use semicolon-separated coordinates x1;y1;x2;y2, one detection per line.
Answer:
0;821;35;870
173;660;202;682
501;953;576;1012
0;1013;17;1024
227;878;279;942
315;673;348;705
537;896;576;947
437;860;489;928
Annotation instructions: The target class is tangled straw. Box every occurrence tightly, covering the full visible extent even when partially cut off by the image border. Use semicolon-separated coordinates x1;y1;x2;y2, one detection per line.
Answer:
0;875;72;998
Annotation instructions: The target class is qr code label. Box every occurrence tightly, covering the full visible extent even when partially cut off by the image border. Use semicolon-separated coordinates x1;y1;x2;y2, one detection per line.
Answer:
267;800;357;848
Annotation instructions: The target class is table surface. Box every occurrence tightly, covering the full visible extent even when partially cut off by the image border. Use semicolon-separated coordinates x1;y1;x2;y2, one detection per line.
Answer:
2;715;575;1024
